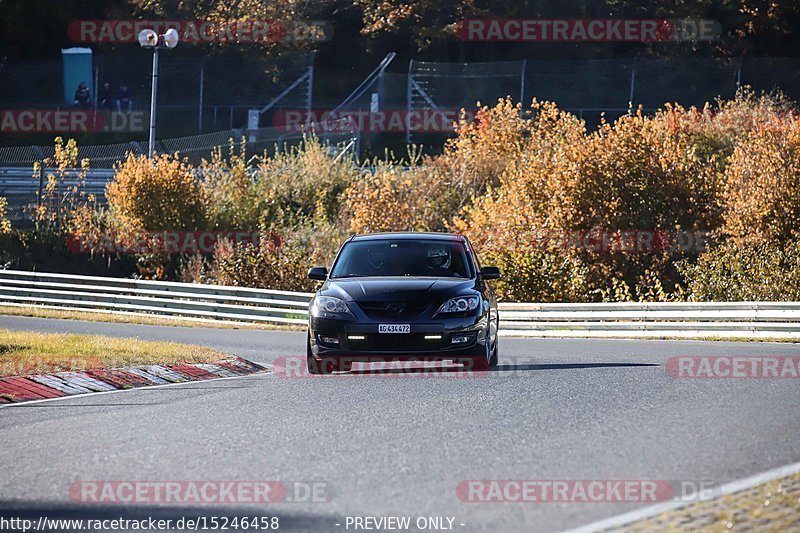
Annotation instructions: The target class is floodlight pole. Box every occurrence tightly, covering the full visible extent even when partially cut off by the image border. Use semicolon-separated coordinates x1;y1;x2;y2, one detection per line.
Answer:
141;28;177;158
148;46;159;158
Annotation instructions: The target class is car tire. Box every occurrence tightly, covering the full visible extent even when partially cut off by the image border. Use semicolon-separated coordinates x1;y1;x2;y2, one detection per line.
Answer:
307;355;336;375
306;332;334;375
489;333;499;368
471;357;490;371
469;330;493;371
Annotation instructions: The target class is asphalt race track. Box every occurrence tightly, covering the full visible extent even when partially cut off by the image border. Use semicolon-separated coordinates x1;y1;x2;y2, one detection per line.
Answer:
2;315;800;532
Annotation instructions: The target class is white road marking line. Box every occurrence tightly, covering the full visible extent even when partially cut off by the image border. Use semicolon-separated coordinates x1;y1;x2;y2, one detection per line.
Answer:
0;369;273;409
563;459;800;533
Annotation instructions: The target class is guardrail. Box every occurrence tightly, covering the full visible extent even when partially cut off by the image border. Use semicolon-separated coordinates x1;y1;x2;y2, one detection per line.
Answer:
1;269;800;338
0;270;312;325
0;125;360;223
0;167;115;223
499;302;800;338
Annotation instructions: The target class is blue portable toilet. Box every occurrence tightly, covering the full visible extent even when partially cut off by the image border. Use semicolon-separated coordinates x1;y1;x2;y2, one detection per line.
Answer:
62;47;93;105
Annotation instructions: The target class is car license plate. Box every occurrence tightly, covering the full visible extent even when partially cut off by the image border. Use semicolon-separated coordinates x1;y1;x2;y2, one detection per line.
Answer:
378;324;410;333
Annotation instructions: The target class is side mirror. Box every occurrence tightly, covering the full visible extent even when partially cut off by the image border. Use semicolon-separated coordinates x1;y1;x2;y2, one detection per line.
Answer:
480;266;501;280
308;266;328;281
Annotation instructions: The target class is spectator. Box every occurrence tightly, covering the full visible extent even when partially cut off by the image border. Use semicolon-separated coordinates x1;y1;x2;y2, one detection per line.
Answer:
115;84;133;113
73;82;92;108
98;82;113;110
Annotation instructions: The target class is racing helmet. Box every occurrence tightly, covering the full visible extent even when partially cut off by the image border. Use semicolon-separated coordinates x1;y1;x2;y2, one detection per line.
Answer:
426;246;451;269
367;248;387;269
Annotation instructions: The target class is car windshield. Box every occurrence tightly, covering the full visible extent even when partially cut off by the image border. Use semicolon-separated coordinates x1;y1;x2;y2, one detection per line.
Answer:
330;239;473;278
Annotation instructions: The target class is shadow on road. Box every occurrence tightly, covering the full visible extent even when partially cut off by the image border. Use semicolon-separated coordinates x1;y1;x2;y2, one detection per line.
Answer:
347;365;469;376
493;362;660;372
343;361;659;376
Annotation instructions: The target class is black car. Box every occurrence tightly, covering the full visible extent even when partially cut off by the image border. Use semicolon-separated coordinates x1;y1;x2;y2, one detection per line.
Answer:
306;232;501;374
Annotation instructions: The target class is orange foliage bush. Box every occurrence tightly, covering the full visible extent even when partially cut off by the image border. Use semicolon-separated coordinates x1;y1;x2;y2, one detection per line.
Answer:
33;138;92;234
201;142;262;231
342;92;798;301
106;153;207;232
454;100;586;246
254;137;356;229
722;120;800;244
21;91;800;301
344;98;530;235
455;99;726;300
0;196;10;235
438;97;529;195
343;163;452;233
214;232;318;292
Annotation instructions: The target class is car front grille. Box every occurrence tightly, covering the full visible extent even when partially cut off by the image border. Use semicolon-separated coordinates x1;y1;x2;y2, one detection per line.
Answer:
351;333;444;352
357;301;432;318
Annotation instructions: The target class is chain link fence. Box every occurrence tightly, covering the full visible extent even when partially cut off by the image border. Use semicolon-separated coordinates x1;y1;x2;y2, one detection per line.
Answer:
0;53;314;141
0;122;357;169
318;56;800;153
3;55;800;165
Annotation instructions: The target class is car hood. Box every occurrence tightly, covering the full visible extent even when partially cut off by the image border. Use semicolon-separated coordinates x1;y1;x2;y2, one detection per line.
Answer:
321;277;477;303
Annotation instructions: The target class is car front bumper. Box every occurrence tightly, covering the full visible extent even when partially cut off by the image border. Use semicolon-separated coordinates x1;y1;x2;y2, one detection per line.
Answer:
308;314;489;361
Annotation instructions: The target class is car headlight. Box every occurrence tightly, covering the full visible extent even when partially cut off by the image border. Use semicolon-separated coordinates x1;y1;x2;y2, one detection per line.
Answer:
437;296;480;314
313;295;353;316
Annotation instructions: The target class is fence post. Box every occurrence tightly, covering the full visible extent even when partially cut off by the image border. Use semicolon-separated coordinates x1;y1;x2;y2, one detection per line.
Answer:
306;58;314;121
36;157;44;214
628;62;636;107
736;58;742;88
198;59;205;134
93;65;100;131
31;145;46;224
406;60;414;146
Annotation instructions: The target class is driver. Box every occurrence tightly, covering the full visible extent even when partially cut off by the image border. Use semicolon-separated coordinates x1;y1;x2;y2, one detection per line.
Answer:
367;248;387;271
425;246;455;276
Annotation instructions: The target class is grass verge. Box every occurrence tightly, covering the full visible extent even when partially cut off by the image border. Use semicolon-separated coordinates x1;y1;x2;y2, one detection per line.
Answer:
0;305;305;331
620;471;800;531
0;329;227;377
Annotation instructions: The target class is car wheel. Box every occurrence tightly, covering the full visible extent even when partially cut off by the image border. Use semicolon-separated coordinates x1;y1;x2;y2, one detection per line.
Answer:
306;332;334;375
469;330;492;371
489;333;499;368
307;355;336;375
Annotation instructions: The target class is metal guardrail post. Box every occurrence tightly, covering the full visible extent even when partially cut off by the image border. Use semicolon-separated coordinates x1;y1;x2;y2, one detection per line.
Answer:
36;162;44;213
